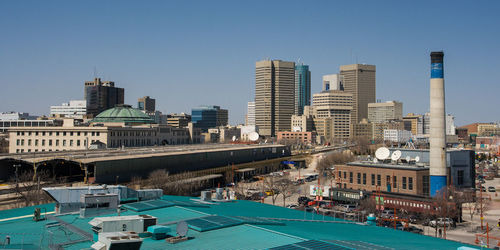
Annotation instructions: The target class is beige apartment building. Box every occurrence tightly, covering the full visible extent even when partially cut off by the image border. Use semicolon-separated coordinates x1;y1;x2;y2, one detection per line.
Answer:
340;64;376;124
312;90;353;140
255;60;295;137
367;101;402;123
291;115;314;132
403;113;424;136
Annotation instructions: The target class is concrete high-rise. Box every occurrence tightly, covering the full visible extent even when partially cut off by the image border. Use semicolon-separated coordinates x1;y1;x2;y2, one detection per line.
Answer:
294;64;311;116
322;74;343;91
367;101;403;123
137;96;156;113
429;51;446;196
255;60;295;137
84;78;124;117
312;90;353;140
246;101;255;126
340;64;376;124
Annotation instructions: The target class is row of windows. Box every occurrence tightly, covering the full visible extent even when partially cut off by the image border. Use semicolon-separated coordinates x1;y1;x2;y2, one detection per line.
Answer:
16;139;95;147
16;131;100;137
340;171;414;190
110;131;155;137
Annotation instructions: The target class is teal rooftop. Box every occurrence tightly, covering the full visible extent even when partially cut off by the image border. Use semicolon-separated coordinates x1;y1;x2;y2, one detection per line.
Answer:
0;196;478;250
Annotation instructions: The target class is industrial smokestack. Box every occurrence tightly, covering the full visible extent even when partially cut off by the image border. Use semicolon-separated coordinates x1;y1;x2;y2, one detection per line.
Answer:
429;51;446;196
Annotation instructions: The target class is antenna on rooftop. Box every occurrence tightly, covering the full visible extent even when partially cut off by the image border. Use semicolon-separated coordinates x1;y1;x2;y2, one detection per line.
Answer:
176;221;188;237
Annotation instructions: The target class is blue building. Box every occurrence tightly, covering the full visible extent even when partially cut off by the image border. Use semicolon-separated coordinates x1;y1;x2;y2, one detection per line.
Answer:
295;64;311;115
191;105;228;132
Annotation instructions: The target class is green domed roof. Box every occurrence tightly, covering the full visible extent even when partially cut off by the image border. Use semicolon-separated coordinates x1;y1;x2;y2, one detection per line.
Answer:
92;105;155;124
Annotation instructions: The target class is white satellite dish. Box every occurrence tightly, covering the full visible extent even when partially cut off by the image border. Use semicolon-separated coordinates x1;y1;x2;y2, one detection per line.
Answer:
406;156;411;163
232;136;236;142
373;158;378;163
248;132;259;141
176;221;188;237
375;147;390;160
415;156;420;163
391;150;402;161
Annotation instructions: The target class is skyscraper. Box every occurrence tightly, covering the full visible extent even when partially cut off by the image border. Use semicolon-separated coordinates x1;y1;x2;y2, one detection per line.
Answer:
137;96;156;113
312;90;353;140
255;60;295;137
294;64;311;116
84;78;124;117
246;101;255;126
340;64;376;124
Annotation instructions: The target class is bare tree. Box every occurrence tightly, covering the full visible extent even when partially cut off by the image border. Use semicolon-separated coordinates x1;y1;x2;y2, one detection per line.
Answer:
147;169;170;189
263;175;280;205
316;152;354;176
358;197;376;214
10;170;52;207
274;177;297;207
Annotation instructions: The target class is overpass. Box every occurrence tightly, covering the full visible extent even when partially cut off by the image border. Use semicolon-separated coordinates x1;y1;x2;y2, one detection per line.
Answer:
0;144;291;183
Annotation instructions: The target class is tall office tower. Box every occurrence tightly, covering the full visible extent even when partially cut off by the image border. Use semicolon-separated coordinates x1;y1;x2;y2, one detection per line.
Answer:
246;101;255;126
255;60;295;137
294;64;311;116
137;96;156;113
322;74;343;91
191;105;228;132
312;90;353;140
340;64;376;124
367;101;403;123
84;78;124;117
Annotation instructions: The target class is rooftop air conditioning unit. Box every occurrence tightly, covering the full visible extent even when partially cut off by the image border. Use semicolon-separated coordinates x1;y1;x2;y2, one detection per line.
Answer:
91;231;142;250
200;191;212;201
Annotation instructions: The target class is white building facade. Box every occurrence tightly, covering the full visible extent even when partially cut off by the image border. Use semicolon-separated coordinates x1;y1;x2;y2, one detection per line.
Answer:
50;100;87;118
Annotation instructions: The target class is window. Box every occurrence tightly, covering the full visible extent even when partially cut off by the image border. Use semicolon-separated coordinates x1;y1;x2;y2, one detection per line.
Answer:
393;176;397;189
377;175;381;186
357;173;361;184
70;132;73;136
96;132;100;136
349;172;353;183
21;139;24;146
338;170;341;179
49;140;52;146
41;140;45;146
28;139;31;146
70;140;73;146
63;140;66;146
92;132;95;136
409;177;413;190
42;132;45;136
77;132;80;136
402;177;407;189
363;173;366;185
49;132;52;136
386;175;390;187
343;172;346;179
84;132;88;136
423;176;429;196
56;140;59;146
63;132;66;136
457;170;464;185
16;139;20;146
371;174;375;186
77;140;80;146
56;132;59;136
35;139;38;146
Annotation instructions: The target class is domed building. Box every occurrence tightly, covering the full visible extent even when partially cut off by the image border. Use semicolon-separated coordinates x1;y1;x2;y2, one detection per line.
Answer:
92;105;155;125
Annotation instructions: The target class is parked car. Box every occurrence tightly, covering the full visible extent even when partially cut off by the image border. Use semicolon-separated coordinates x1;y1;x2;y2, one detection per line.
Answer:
341;204;357;213
429;218;455;228
481;186;487;192
298;196;312;205
488;186;496;192
286;204;298;209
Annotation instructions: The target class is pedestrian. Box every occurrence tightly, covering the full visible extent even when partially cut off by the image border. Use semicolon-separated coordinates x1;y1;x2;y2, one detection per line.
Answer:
438;228;442;238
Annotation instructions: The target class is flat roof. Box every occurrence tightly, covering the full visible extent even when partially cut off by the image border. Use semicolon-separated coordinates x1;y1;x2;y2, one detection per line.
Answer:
0;195;476;249
347;161;430;171
0;143;286;164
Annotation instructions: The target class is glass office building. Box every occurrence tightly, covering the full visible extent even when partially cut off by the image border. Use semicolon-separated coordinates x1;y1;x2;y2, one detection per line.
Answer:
295;64;311;116
191;105;228;132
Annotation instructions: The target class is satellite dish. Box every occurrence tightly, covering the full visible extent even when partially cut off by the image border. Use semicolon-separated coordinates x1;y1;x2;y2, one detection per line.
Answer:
248;132;259;141
232;136;236;142
176;221;188;237
391;150;402;161
415;156;420;163
373;158;378;163
375;147;390;160
264;139;268;144
406;156;411;163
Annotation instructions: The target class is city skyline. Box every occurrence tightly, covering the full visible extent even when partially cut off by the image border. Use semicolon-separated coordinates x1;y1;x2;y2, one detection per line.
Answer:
1;1;499;126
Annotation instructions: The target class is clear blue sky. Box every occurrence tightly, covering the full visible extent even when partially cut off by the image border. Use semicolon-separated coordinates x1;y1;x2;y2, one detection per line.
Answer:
1;1;499;126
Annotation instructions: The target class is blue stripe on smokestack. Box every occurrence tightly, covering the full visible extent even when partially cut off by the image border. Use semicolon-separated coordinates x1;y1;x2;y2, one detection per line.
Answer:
431;63;443;78
430;176;446;196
